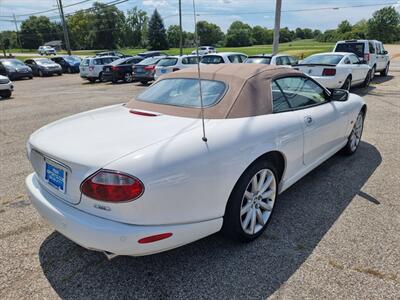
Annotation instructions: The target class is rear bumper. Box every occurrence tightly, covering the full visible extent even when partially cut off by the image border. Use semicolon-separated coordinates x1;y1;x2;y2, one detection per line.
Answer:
310;76;343;89
26;173;222;256
133;73;154;82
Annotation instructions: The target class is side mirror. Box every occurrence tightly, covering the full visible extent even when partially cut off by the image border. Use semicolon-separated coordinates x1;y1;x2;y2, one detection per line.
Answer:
383;50;388;55
330;89;349;101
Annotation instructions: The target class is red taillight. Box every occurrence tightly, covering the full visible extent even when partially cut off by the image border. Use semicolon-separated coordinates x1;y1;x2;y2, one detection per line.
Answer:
322;68;336;76
144;65;156;72
138;233;173;244
111;66;120;71
364;53;370;62
172;68;180;72
81;170;144;202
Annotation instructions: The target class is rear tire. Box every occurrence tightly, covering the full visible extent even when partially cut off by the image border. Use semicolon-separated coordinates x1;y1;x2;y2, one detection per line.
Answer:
341;111;364;155
99;72;106;82
222;159;278;242
380;63;389;76
140;80;149;85
341;76;351;91
124;72;133;83
88;78;96;83
363;71;371;88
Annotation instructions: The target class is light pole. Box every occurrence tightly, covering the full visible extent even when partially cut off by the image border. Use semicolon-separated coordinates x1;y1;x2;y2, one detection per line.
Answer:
57;0;71;55
179;0;183;55
272;0;282;55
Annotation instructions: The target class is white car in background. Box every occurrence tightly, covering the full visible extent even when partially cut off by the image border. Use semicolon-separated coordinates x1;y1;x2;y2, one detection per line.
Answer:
38;46;57;56
154;55;199;80
79;56;119;83
191;46;216;56
333;39;390;77
245;54;298;67
200;52;247;64
295;52;371;90
26;65;366;258
0;75;13;99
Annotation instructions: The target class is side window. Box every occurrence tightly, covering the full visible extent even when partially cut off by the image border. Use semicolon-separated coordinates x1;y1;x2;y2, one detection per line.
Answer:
343;57;350;64
275;57;283;65
275;76;327;109
281;56;290;65
93;59;101;65
182;57;188;64
271;81;291;113
228;55;240;63
288;56;298;65
349;54;360;64
369;42;375;54
239;55;247;63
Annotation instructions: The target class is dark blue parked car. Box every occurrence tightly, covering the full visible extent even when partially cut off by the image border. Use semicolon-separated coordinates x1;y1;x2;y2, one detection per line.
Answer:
50;55;82;73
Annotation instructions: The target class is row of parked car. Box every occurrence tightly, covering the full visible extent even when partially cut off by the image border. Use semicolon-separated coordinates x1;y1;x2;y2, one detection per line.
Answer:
0;39;391;99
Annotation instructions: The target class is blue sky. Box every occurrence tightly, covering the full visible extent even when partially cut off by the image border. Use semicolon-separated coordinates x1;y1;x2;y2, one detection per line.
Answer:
0;0;399;32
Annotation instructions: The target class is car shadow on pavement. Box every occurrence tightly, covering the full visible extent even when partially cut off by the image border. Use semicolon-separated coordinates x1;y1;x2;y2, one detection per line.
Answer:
39;141;381;299
352;75;394;96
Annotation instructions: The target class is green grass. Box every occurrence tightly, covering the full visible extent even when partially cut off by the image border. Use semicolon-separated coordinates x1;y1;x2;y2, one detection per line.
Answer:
11;39;335;61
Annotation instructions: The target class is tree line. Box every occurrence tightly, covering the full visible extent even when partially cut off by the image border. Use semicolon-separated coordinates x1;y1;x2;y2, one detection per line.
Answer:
0;3;399;51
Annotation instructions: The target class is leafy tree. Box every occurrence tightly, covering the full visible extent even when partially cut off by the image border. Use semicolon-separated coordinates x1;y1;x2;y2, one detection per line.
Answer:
126;7;148;48
367;6;400;43
252;26;271;44
337;20;352;34
0;31;18;49
167;25;181;48
312;29;322;38
225;21;253;47
90;2;126;49
303;28;313;39
295;27;305;39
196;21;224;46
148;9;169;50
20;16;60;49
279;27;294;43
67;10;93;49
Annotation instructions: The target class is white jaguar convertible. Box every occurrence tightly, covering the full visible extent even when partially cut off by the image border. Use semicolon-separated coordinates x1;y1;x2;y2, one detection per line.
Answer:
26;64;366;258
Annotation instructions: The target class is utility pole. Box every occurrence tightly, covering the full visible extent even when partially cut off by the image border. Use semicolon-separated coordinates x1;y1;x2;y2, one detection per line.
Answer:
12;14;23;52
179;0;183;56
272;0;282;55
57;0;71;55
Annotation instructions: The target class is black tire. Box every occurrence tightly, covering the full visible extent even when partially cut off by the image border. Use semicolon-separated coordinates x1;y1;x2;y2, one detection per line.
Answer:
371;65;376;79
29;76;33;80
88;78;96;83
140;80;148;85
0;90;12;99
99;72;106;82
341;76;352;91
363;71;371;88
38;69;43;77
380;63;389;76
222;159;279;242
341;110;364;155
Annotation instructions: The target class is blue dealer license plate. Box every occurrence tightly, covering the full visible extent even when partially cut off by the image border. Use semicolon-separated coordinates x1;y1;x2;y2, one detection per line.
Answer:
45;162;66;193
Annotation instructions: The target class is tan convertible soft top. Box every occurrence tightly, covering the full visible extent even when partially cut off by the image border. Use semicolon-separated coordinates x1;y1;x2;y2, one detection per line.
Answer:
126;64;300;119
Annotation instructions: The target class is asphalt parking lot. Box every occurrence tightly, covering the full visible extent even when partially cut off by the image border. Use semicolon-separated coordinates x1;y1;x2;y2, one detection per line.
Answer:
1;61;399;299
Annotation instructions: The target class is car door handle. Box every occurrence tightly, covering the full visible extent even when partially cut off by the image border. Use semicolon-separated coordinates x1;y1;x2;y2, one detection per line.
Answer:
304;116;313;126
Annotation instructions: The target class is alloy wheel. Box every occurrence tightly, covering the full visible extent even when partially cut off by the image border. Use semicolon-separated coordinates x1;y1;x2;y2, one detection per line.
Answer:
240;169;276;235
349;114;363;152
124;73;133;83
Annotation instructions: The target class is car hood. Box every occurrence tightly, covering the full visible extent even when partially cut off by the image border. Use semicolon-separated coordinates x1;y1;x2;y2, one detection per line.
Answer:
29;104;201;168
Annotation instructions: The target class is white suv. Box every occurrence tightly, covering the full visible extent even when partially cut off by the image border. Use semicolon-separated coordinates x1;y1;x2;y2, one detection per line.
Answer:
191;46;216;56
333;40;390;77
79;56;119;82
38;46;57;56
154;55;199;80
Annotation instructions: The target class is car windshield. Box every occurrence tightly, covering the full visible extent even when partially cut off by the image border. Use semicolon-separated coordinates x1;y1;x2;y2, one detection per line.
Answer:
63;56;81;63
335;43;365;57
35;59;54;65
139;57;161;65
110;58;130;65
158;58;178;67
2;59;25;67
302;54;343;65
245;57;271;64
201;55;224;64
137;78;226;107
